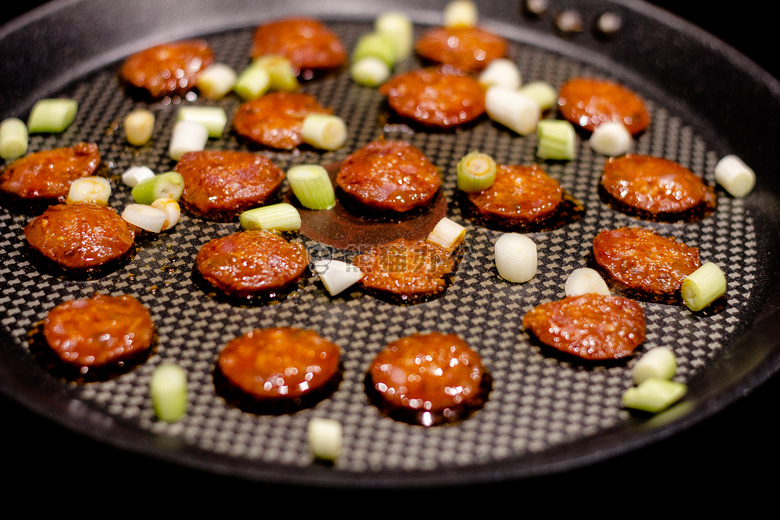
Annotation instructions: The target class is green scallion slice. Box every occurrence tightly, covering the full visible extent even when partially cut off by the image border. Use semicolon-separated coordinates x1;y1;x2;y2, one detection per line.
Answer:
536;119;577;160
123;108;155;146
374;11;413;60
518;80;558;111
287;164;336;210
150;363;188;422
681;262;727;312
176;106;227;138
456;151;497;192
632;347;677;385
253;55;299;92
132;171;185;205
196;63;237;100
301;114;347;151
234;63;271;100
352;31;397;68
622;378;687;413
0;117;29;160
66;176;112;205
239;202;301;232
350;57;391;88
307;417;343;461
27;98;78;133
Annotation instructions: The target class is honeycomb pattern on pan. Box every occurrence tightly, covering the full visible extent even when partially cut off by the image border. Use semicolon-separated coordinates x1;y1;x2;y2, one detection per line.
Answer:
0;20;758;476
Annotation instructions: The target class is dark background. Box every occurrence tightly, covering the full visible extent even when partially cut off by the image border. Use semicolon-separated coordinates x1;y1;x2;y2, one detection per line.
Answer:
1;0;777;506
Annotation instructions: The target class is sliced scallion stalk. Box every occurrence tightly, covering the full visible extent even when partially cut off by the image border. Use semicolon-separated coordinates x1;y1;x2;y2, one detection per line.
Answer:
478;58;521;90
234;63;271;100
66;176;112;205
485;85;541;136
253;55;299;92
168;120;208;160
426;217;466;252
350;56;391;88
176;105;227;138
564;267;610;297
456;151;497;192
150;363;188;422
536;119;577;160
150;197;181;231
196;62;238;99
681;262;727;312
622;378;687;413
518;80;558;111
239;202;302;232
123;108;155;146
307;417;343;461
121;165;156;188
589;121;633;157
287;164;336;210
494;233;537;283
301;114;347;151
374;11;413;60
27;98;78;133
632;347;677;385
313;259;365;297
443;0;478;27
121;203;169;233
0;117;28;160
352;32;398;68
132;171;185;205
714;154;756;198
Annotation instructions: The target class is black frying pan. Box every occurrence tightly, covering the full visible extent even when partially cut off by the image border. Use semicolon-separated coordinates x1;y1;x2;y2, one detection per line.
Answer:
1;0;778;502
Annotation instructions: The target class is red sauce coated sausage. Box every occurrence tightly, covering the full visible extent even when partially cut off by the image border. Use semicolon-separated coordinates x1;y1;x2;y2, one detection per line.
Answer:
557;77;650;135
250;17;347;72
522;293;646;361
415;26;508;73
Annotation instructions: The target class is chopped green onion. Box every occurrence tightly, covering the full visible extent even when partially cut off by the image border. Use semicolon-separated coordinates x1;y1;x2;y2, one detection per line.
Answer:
536;119;577;160
253;55;299;92
301;114;347;151
478;58;522;90
66;176;112;205
168;120;208;160
518;80;558;111
121;203;169;233
234;63;271;100
374;11;413;60
286;164;336;210
426;217;466;252
124;108;155;146
150;197;181;231
352;32;398;68
313;259;365;297
0;117;28;160
307;417;342;461
196;62;238;99
564;267;610;297
622;378;687;413
714;154;756;198
444;0;478;27
456;151;497;192
150;363;188;422
132;171;185;205
176;106;227;138
350;56;391;87
681;262;727;312
632;347;677;385
589;121;633;157
239;202;301;232
485;85;541;136
494;233;537;283
121;165;156;188
27;98;78;133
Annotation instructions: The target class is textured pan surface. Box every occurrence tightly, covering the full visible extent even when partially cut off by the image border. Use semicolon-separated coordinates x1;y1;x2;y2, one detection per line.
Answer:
1;0;779;487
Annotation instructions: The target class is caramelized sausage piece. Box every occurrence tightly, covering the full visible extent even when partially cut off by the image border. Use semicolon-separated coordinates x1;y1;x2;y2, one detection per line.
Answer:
233;91;332;150
592;226;700;303
415;25;508;73
365;331;491;426
250;17;347;73
215;327;341;414
379;68;486;129
0;143;101;211
600;154;716;221
174;150;285;221
119;40;214;99
195;229;309;301
557;77;650;135
522;293;646;361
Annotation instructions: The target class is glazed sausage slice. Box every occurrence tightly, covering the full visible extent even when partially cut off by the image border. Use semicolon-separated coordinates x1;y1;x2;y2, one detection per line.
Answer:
0;143;101;211
352;238;455;303
195;229;309;301
557;77;650;135
365;331;491;426
174;150;285;221
335;140;442;215
233;91;333;150
600;154;716;222
250;17;347;73
379;68;486;129
522;293;646;361
41;293;155;378
24;203;135;276
215;327;341;414
415;25;508;73
592;226;701;303
119;40;215;99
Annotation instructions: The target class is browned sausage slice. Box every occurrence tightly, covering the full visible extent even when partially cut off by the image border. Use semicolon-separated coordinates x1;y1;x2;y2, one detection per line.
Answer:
365;331;491;426
119;40;215;99
0;143;101;211
557;77;650;135
233;91;332;150
379;68;486;129
195;229;309;301
522;293;646;361
592;226;701;303
335;140;441;215
415;26;508;73
215;327;341;414
174;150;285;221
600;154;716;221
250;17;347;73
